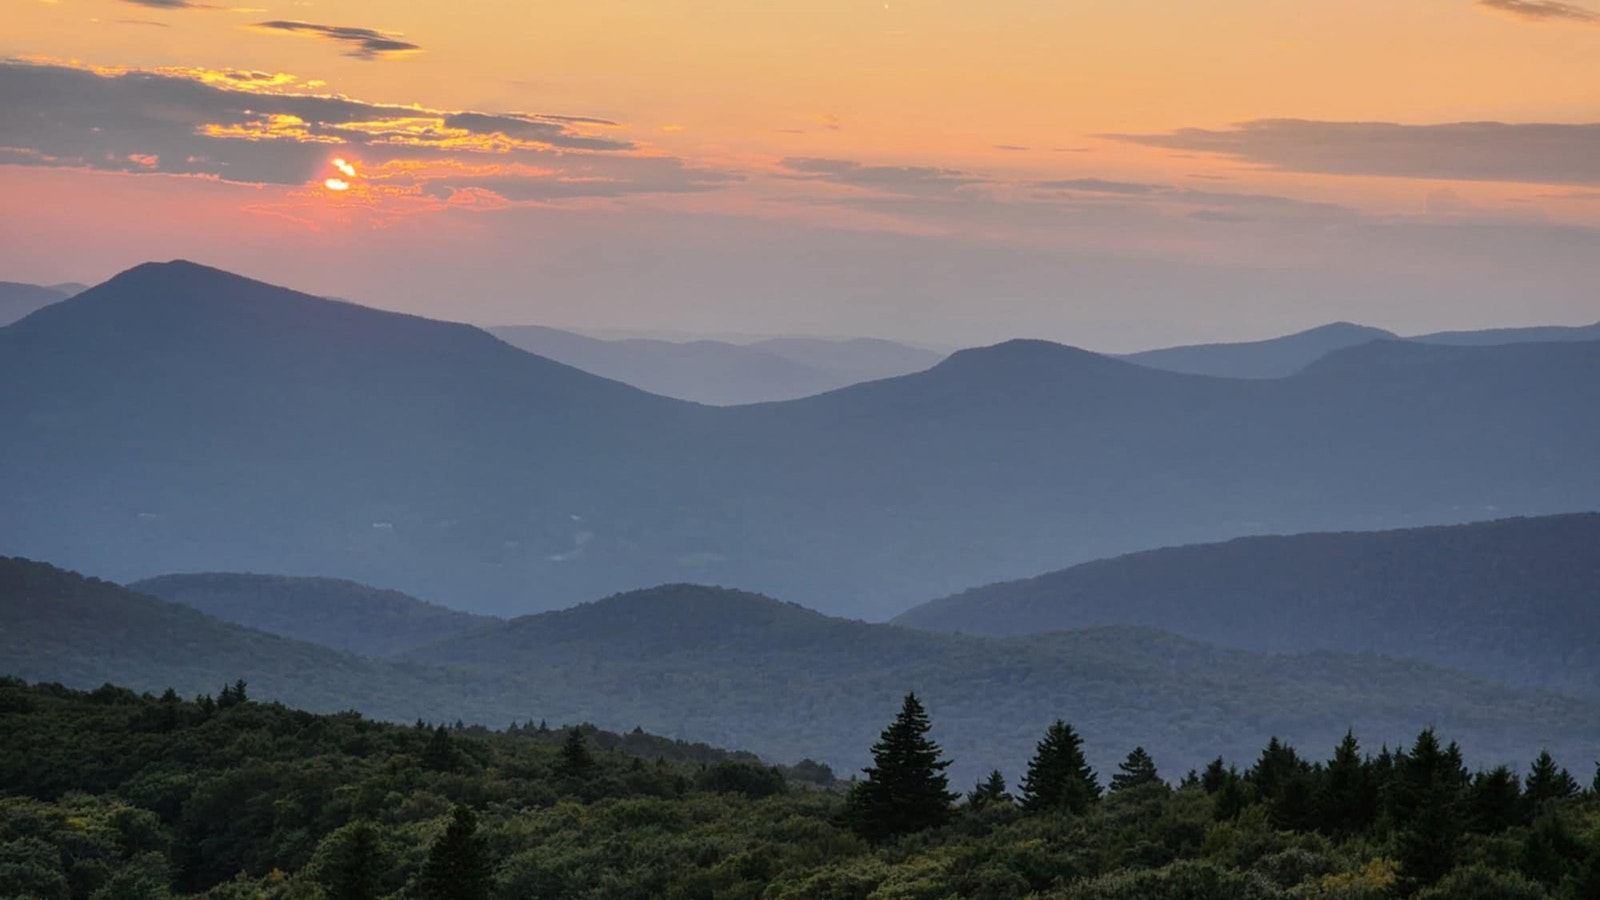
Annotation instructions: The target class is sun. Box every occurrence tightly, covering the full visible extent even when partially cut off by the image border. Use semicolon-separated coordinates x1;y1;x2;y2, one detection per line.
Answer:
323;157;358;192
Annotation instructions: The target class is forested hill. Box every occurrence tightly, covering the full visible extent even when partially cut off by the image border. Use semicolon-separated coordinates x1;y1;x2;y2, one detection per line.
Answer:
7;557;1600;784
130;573;500;657
893;514;1600;699
6;261;1600;619
2;678;1597;898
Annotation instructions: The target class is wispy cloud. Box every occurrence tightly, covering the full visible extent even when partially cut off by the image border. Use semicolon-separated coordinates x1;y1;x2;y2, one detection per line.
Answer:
0;60;733;203
779;157;985;196
1106;119;1600;185
1476;0;1598;23
1036;178;1168;195
252;21;422;60
120;0;215;8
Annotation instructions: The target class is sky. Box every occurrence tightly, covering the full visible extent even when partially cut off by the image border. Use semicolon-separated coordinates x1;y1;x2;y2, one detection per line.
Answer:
3;0;1600;350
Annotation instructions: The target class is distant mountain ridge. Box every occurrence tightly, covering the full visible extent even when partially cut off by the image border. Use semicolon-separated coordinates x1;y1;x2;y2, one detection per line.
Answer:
6;556;1599;785
130;572;499;656
489;324;942;405
4;260;1600;618
0;281;80;327
893;514;1600;699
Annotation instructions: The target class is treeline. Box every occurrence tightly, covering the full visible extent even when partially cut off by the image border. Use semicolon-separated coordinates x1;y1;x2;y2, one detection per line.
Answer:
0;679;1597;899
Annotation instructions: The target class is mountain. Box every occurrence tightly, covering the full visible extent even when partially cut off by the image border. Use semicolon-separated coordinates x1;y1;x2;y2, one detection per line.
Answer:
0;281;79;326
488;324;941;404
1119;322;1398;378
129;572;499;656
5;261;1600;619
6;555;1597;785
0;556;509;722
1412;320;1600;346
894;514;1600;699
398;583;1600;782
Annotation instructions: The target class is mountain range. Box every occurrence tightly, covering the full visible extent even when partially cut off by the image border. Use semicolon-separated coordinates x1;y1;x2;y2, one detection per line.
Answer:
895;514;1600;699
3;261;1599;618
489;324;942;405
1119;319;1600;379
5;555;1597;785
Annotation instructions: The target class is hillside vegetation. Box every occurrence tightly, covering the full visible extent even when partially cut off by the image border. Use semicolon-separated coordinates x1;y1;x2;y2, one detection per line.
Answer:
894;514;1600;698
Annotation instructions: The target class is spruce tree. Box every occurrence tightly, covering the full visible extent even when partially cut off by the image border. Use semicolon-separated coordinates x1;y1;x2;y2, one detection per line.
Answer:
844;693;957;841
419;806;491;900
556;727;596;778
1392;728;1468;888
1467;765;1523;834
1525;750;1579;811
1592;760;1600;795
1319;730;1378;838
1109;747;1160;792
1199;758;1229;794
1019;720;1100;814
1248;736;1306;803
967;770;1013;809
422;725;459;773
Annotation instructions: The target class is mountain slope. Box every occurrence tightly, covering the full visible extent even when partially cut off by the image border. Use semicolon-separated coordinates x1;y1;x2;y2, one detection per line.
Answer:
1119;322;1398;378
129;572;499;656
5;261;1600;618
0;556;507;722
489;325;941;404
7;558;1598;784
0;281;76;326
401;583;1600;783
1413;320;1600;346
894;514;1600;698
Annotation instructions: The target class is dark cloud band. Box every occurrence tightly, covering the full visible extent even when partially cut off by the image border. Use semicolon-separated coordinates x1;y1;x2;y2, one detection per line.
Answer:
253;21;422;60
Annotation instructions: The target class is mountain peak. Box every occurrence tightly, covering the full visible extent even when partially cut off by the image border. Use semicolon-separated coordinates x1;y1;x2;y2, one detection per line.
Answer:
934;339;1134;377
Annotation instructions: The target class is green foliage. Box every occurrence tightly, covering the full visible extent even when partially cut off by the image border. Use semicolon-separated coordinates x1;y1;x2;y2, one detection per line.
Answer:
844;693;956;842
2;678;1598;899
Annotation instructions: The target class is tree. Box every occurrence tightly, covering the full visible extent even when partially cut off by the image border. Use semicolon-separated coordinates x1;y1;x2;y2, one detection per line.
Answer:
1019;720;1100;814
1248;736;1306;803
1525;750;1580;811
1392;728;1468;888
1319;731;1378;838
1110;747;1160;792
844;693;957;841
1467;765;1524;834
418;806;491;900
422;725;459;773
967;770;1013;809
216;679;248;710
312;820;389;900
556;727;595;779
1199;758;1229;794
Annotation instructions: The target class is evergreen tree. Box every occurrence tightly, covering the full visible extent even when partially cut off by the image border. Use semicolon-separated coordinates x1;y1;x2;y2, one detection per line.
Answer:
1320;731;1378;838
844;693;957;841
1467;766;1524;834
422;725;459;773
556;727;596;779
419;806;491;900
1393;728;1468;888
313;820;389;900
1592;760;1600;795
1248;736;1307;802
1525;750;1580;811
1109;747;1160;792
1199;758;1229;795
216;679;248;710
967;769;1013;809
1019;720;1100;814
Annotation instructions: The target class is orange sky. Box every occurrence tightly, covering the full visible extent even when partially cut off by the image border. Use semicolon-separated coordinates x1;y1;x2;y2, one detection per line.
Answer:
4;0;1600;347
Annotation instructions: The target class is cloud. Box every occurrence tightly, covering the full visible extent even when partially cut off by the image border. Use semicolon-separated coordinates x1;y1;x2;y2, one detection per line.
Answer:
1106;119;1600;185
252;21;422;60
1476;0;1598;23
0;60;731;201
121;0;213;8
779;157;985;195
1036;177;1168;195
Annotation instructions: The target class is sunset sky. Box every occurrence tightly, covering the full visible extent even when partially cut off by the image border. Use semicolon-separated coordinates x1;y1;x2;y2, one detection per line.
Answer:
4;0;1600;348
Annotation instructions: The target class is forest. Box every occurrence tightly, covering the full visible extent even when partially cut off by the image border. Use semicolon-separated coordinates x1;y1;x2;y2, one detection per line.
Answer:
2;678;1596;899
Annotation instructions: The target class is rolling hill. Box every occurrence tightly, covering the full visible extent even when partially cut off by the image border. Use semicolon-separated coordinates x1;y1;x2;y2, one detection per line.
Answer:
6;556;1599;786
4;261;1600;619
490;325;941;405
130;572;499;656
893;514;1600;699
1119;322;1398;378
